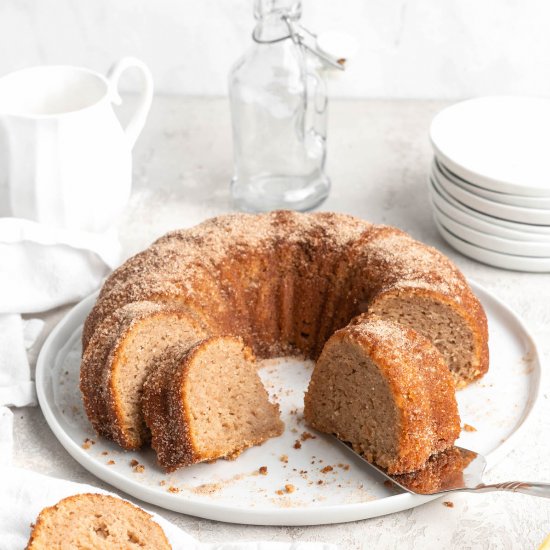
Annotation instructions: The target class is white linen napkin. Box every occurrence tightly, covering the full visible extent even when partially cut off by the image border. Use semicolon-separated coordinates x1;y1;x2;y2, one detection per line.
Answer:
0;413;335;549
0;217;119;408
0;315;43;406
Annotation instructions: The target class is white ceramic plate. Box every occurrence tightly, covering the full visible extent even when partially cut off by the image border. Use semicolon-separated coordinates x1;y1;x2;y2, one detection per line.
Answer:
36;289;542;526
435;159;550;209
432;162;550;225
430;96;550;197
434;218;550;272
429;176;550;237
434;205;550;257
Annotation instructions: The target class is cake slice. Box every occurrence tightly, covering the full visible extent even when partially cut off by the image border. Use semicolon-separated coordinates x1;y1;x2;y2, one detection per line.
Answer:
142;336;284;472
304;315;460;474
26;493;171;549
349;225;489;388
80;302;208;450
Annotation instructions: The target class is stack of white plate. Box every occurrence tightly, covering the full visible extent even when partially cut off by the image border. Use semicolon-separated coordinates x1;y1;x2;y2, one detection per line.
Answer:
428;96;550;272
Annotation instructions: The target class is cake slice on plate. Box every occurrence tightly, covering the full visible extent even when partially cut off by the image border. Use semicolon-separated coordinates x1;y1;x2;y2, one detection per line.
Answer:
142;336;284;472
304;314;461;474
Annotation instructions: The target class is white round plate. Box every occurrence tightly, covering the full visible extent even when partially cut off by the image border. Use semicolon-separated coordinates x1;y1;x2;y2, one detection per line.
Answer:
429;176;550;237
430;96;550;197
433;205;550;257
36;290;542;526
435;159;550;209
432;161;550;225
434;218;550;272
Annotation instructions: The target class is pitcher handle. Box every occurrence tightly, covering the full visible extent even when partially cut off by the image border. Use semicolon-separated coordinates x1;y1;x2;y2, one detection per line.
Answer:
107;57;154;149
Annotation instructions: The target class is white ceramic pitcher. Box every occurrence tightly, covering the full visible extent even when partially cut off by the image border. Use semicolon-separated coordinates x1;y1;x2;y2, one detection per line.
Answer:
0;57;153;232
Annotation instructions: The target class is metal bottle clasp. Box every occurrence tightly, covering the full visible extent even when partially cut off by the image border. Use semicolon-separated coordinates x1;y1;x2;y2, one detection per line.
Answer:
252;15;346;70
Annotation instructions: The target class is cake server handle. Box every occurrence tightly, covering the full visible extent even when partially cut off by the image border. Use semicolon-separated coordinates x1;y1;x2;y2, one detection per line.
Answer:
466;481;550;498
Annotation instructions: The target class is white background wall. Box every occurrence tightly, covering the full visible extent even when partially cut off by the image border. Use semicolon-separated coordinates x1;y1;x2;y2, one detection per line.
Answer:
1;0;550;99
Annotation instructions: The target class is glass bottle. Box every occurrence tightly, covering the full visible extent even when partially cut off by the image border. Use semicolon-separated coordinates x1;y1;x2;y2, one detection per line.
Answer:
229;0;330;212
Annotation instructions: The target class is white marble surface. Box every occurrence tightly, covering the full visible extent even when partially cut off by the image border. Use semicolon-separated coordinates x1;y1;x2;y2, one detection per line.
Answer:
15;97;550;549
2;0;550;99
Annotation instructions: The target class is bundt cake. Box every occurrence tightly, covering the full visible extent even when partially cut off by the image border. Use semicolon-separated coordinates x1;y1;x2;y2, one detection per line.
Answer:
304;315;461;474
80;210;488;462
26;493;171;549
142;336;284;472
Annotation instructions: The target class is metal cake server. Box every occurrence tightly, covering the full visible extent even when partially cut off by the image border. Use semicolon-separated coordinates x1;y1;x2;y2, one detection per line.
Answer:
334;438;550;498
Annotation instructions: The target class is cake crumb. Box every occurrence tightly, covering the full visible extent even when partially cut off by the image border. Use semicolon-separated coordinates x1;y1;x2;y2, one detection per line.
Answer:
133;464;145;473
463;423;477;432
293;440;302;449
159;480;166;486
317;480;323;485
259;466;268;475
82;438;95;450
443;501;454;508
275;484;296;496
101;451;109;456
107;460;115;465
280;454;288;463
301;431;316;441
130;459;139;467
320;465;333;474
168;486;180;493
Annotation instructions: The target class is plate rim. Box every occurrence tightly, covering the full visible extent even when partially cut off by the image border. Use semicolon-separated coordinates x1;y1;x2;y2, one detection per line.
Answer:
435;158;550;208
434;218;550;272
433;161;550;225
429;176;550;235
433;205;550;258
429;178;550;241
36;284;543;525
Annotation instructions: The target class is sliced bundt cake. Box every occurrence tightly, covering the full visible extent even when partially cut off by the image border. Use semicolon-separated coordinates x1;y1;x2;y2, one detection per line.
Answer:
142;336;284;472
80;211;488;457
80;302;208;450
304;315;461;474
26;493;171;549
